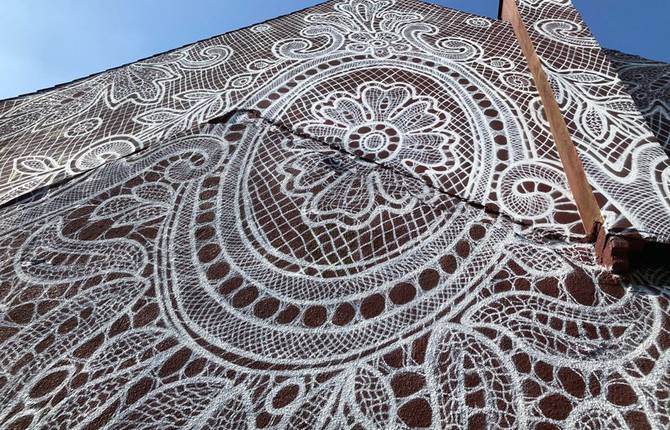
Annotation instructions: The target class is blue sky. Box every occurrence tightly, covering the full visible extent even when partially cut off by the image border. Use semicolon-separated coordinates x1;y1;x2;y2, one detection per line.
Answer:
0;0;668;100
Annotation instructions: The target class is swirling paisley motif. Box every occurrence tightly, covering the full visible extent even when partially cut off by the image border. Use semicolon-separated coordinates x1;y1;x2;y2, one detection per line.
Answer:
533;19;599;48
402;25;483;62
159;44;233;70
15;217;147;284
68;135;142;173
500;71;536;93
497;161;581;232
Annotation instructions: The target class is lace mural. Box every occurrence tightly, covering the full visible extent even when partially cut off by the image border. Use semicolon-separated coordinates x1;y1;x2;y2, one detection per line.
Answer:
1;0;669;429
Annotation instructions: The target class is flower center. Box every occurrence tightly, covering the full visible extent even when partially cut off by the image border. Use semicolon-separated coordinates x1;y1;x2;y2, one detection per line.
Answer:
361;131;386;151
371;39;389;48
346;123;402;162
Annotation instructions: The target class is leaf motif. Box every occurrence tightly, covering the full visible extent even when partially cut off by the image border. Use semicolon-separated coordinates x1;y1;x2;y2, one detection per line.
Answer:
380;11;421;32
24;364;75;402
582;106;608;140
202;96;226;121
174;90;219;103
35;372;135;429
107;379;231;430
91;192;168;226
13;155;61;175
462;292;654;362
202;391;253;429
114;205;167;226
174;89;227;123
132;182;173;204
92;195;140;219
605;98;638;113
566;72;608;84
248;58;278;71
508;243;569;275
84;329;170;374
425;325;518;429
134;108;185;126
348;365;395;430
288;377;342;429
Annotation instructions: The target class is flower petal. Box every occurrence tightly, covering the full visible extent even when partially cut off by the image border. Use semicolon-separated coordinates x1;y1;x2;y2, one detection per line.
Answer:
302;123;348;144
402;133;450;165
391;100;440;132
322;98;366;126
362;85;411;121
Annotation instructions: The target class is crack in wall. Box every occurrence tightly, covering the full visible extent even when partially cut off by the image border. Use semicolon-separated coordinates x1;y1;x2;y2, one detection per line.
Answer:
214;108;584;244
1;107;581;247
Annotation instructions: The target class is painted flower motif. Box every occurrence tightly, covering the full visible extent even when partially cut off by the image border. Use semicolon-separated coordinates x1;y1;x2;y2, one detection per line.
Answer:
279;147;439;229
299;82;458;178
285;82;458;228
305;0;420;59
347;31;410;58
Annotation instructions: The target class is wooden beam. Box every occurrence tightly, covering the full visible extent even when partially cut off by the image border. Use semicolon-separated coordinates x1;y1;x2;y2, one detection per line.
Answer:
500;0;604;239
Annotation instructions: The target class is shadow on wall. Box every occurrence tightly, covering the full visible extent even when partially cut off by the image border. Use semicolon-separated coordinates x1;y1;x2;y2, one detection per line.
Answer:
606;49;670;158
